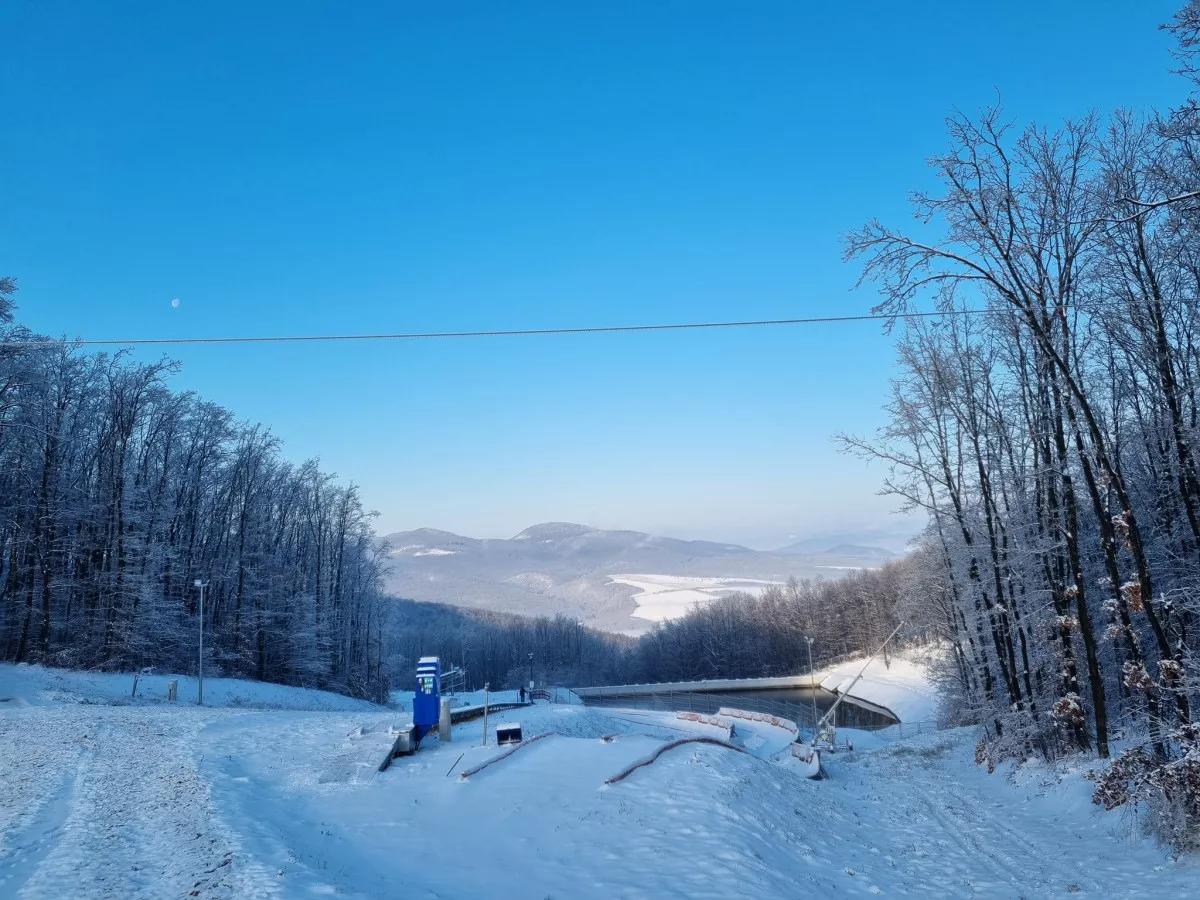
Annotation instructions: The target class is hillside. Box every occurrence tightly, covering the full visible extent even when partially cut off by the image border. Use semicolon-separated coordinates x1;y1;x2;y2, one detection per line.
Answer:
775;535;899;558
3;662;1190;899
381;522;886;634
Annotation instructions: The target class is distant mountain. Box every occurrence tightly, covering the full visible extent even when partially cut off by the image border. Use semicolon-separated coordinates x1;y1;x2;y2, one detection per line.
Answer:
776;533;902;557
824;544;895;559
511;522;595;541
381;522;883;635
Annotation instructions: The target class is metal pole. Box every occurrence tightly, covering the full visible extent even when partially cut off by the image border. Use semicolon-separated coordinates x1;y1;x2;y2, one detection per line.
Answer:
805;637;818;736
482;683;489;747
528;652;533;690
814;622;904;735
194;580;207;705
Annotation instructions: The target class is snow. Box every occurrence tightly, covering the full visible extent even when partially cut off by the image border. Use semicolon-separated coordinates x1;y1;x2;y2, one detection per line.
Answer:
816;653;940;723
608;573;781;622
3;662;1196;898
413;548;456;556
0;662;379;712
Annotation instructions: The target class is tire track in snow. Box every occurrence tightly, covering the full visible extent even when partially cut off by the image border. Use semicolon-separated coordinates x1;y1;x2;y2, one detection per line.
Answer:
843;737;1105;897
0;771;77;896
7;709;279;899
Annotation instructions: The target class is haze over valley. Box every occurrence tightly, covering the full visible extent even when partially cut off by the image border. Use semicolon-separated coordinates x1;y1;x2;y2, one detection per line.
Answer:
380;521;894;634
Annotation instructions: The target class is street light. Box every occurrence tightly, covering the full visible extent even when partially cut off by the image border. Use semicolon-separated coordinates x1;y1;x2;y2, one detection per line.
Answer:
194;580;208;705
804;636;818;739
528;652;533;691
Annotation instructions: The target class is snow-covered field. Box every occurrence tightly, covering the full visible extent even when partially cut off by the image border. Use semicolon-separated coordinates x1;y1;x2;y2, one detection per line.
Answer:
608;573;779;622
2;662;1195;898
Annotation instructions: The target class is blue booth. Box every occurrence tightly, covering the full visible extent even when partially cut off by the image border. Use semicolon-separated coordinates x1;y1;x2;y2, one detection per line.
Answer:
413;656;441;743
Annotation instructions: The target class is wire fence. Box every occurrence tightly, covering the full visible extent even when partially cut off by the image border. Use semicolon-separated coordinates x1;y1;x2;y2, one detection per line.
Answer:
865;719;940;741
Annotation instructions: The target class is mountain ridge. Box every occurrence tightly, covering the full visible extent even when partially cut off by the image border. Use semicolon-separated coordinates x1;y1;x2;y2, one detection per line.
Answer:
381;521;893;635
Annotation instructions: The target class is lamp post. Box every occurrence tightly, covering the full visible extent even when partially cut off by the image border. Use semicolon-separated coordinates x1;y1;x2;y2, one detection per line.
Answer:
194;580;208;705
528;652;533;690
805;636;818;739
482;682;490;746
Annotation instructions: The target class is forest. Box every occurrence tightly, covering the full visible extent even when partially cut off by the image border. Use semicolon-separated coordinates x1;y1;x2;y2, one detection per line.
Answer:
383;599;633;691
620;559;933;684
0;274;912;702
840;3;1200;847
0;282;390;701
381;557;929;694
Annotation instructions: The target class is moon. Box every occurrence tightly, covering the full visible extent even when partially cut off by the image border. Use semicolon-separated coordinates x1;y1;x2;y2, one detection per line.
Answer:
170;298;180;308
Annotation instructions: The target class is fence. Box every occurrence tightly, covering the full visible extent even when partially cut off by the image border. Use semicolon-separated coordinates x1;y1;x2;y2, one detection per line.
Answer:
867;719;940;741
577;690;894;730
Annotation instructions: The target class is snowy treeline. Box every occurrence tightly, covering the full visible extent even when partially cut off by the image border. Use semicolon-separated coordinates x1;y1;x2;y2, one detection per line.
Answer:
0;285;389;700
384;600;633;691
384;560;932;691
623;560;930;683
844;3;1200;847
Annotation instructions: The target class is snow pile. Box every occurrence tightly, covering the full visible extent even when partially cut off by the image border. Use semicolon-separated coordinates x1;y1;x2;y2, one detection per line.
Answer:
816;654;939;722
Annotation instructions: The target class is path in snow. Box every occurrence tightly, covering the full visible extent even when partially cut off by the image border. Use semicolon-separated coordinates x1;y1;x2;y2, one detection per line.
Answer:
2;664;1196;899
0;706;285;899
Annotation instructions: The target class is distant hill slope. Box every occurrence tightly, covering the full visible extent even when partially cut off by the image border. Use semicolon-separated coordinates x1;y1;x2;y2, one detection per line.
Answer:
776;536;898;558
381;522;888;635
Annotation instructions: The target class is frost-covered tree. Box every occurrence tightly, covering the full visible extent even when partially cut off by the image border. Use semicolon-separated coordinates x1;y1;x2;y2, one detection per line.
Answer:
842;1;1200;849
0;286;388;701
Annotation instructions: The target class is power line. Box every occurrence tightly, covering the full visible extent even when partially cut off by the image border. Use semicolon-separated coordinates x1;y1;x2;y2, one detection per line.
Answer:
0;297;1186;348
0;305;1028;349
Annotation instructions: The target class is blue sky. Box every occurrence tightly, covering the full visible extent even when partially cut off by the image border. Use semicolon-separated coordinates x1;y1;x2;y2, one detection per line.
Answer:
0;1;1186;547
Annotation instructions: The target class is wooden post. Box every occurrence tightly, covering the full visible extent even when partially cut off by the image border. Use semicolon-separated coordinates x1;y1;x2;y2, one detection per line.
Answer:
167;680;178;701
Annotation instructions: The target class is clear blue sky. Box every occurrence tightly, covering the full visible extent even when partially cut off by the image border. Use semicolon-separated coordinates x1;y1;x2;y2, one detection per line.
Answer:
0;1;1186;547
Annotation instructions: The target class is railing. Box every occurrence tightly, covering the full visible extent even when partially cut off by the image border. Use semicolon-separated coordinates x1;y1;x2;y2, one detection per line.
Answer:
529;688;551;702
866;719;940;741
448;701;527;725
576;689;903;731
571;650;875;700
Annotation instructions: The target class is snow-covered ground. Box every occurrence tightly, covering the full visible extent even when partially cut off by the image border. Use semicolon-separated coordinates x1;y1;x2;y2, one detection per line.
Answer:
2;662;1195;898
608;573;780;622
0;664;380;712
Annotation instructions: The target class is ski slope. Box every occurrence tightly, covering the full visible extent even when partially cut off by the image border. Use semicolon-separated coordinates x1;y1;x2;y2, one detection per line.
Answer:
1;663;1195;898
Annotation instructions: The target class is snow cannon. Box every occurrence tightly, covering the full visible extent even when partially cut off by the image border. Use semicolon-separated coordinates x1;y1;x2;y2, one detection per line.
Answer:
413;656;441;744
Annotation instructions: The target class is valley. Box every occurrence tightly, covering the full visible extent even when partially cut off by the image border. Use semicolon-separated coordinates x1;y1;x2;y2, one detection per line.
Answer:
380;522;892;633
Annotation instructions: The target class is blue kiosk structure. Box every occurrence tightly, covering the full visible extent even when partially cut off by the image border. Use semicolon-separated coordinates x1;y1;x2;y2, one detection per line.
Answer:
413;656;441;743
